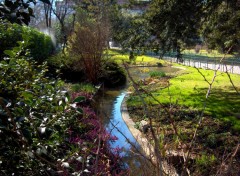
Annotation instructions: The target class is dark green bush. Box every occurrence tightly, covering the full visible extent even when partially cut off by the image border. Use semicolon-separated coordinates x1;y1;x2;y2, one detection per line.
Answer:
0;20;54;62
22;27;54;62
47;53;86;82
102;61;127;87
0;21;23;57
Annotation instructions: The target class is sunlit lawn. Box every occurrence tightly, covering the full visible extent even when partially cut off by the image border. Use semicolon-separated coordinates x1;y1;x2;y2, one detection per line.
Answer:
127;60;240;131
105;49;164;65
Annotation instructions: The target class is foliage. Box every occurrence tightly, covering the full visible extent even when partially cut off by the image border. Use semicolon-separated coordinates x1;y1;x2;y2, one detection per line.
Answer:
78;0;115;19
21;25;54;62
109;49;165;66
202;1;240;53
195;153;217;173
128;64;240;131
68;8;109;84
0;21;23;57
0;21;54;62
71;83;96;93
0;47;127;175
0;0;50;25
149;71;166;78
111;9;151;55
146;0;203;57
101;61;127;87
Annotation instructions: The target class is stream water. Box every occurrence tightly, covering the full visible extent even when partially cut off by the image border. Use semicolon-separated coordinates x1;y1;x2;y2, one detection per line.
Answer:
93;66;180;173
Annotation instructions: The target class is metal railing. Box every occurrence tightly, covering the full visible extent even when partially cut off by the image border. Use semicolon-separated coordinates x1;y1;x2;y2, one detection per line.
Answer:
163;55;240;74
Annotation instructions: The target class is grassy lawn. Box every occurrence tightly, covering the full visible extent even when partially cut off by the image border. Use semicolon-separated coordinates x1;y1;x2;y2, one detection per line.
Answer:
105;49;164;65
119;52;240;174
127;62;240;131
160;66;240;129
105;49;240;130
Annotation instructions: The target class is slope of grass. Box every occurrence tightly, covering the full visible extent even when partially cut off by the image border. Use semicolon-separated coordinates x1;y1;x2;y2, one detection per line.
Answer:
128;64;240;131
105;49;164;65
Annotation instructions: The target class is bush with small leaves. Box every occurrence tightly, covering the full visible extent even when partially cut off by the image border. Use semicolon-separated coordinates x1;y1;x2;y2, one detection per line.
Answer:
0;46;127;175
0;20;54;62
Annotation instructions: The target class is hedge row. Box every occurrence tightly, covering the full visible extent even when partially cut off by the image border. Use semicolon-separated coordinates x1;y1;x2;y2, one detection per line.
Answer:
0;20;54;62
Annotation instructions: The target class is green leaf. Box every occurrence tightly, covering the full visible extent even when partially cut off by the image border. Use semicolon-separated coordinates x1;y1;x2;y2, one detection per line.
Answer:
22;91;34;99
3;50;15;57
73;96;86;103
77;108;83;114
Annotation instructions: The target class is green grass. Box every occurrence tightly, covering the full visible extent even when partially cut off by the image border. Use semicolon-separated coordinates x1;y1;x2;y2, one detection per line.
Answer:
158;66;240;130
105;49;164;65
149;71;166;78
65;83;96;93
105;49;240;130
128;64;240;131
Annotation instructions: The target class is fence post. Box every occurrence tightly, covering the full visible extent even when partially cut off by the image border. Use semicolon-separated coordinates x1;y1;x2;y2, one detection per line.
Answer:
215;58;217;70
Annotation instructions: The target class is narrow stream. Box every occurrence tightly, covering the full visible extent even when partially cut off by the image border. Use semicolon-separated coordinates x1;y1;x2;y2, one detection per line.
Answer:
94;66;180;173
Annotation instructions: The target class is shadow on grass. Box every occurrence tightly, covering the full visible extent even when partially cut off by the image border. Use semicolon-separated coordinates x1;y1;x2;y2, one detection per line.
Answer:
182;88;240;132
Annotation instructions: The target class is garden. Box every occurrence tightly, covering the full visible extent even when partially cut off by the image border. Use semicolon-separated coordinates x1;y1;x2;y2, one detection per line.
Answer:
1;0;240;176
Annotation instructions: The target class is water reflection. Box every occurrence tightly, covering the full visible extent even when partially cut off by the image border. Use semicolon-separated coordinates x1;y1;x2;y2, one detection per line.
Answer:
95;90;141;156
94;66;180;173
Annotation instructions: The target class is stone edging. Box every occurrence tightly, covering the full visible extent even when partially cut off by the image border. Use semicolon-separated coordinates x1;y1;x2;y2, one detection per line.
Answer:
121;93;179;176
120;92;155;158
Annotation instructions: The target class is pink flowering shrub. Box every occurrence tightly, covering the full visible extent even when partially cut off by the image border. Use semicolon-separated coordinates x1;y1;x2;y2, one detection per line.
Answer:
61;92;129;175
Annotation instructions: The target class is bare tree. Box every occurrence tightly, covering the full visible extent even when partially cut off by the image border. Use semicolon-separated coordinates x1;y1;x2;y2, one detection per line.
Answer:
43;0;54;28
52;0;74;53
68;16;109;84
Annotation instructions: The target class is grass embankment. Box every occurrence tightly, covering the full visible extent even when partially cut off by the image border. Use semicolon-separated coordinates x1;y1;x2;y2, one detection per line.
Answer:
128;64;240;131
105;49;165;66
125;57;239;174
107;49;240;130
106;49;239;174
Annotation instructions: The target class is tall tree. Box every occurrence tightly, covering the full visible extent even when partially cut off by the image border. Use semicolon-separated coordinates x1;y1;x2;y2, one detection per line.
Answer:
68;7;110;84
202;0;240;54
52;0;74;53
110;1;151;58
43;0;54;28
146;0;203;60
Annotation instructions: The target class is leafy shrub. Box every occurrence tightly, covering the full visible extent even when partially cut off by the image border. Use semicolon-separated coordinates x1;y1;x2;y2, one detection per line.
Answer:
0;21;23;57
68;13;108;84
102;61;127;87
157;62;163;67
21;27;54;62
47;53;86;82
195;153;217;174
149;71;166;78
0;20;54;62
71;83;96;93
0;48;127;175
